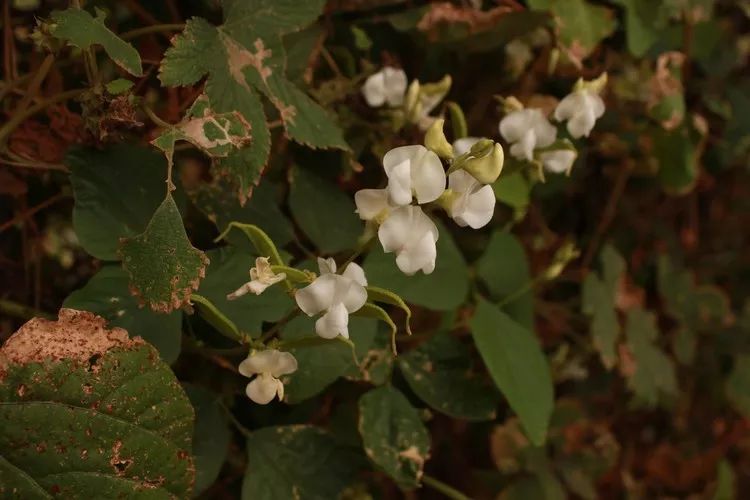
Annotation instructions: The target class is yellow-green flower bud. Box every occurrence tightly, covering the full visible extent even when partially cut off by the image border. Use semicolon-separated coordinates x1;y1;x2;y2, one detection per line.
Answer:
404;80;422;123
424;118;454;160
461;141;505;185
574;72;608;94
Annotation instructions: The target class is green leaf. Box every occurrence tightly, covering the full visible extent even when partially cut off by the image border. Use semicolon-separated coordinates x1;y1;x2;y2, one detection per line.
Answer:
160;2;348;202
581;244;625;369
50;8;143;76
493;171;531;211
152;94;252;161
527;0;616;62
63;265;182;363
68;143;180;261
184;385;230;497
624;307;678;406
713;460;736;500
358;386;431;488
454;11;552;53
398;332;500;421
0;309;194;497
726;355;750;418
196;247;292;337
242;425;362;500
654;128;698;196
289;166;362;254
105;78;133;95
281;316;377;403
613;0;669;57
470;300;554;446
476;231;533;329
364;222;469;311
119;194;209;313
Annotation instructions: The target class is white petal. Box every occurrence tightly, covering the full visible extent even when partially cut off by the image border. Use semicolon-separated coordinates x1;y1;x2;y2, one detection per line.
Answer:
246;374;280;404
386;159;413;206
342;262;368;287
362;71;386;107
512;129;537;161
383;67;407;106
238;350;280;377
499;110;533;143
315;302;350;339
317;257;337;275
453;184;495;229
587;92;606;119
354;189;390;220
452;137;481;157
448;170;478;194
226;282;253;300
567;106;596;138
295;274;337;316
342;281;367;314
383;145;425;174
533;113;557;148
396;230;438;275
540;150;576;173
269;351;298;377
411;148;446;204
554;92;583;122
378;205;415;252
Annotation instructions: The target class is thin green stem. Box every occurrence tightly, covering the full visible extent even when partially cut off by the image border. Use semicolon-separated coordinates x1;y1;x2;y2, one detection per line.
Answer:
0;88;85;147
219;401;253;437
120;23;185;40
497;275;545;308
142;104;173;129
422;474;472;500
0;299;53;320
260;308;301;343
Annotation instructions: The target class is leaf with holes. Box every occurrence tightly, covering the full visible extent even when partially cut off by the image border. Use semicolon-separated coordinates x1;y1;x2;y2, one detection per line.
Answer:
0;309;194;498
358;386;431;488
50;8;142;76
159;2;347;203
119;195;209;313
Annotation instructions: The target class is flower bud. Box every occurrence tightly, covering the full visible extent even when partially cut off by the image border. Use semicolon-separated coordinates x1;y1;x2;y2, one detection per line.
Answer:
543;242;580;280
458;140;505;185
424;118;454;160
574;72;608;94
404;80;422;123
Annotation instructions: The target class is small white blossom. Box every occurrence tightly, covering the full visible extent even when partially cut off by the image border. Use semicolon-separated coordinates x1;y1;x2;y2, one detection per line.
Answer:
239;349;297;404
554;89;605;138
362;67;408;107
540;149;577;174
295;258;368;339
354;188;391;221
378;205;439;275
447;171;496;229
227;257;286;299
499;109;557;162
382;145;446;206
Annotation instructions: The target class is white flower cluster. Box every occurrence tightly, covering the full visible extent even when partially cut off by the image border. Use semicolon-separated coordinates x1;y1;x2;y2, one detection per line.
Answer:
499;74;607;174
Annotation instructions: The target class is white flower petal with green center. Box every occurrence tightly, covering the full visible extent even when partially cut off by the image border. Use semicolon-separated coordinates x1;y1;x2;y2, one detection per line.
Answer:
554;90;605;138
226;256;286;299
294;259;368;339
246;373;283;405
383;145;446;205
239;349;298;404
354;188;391;221
448;171;496;229
499;109;557;161
378;205;439;275
362;67;407;107
540;149;577;174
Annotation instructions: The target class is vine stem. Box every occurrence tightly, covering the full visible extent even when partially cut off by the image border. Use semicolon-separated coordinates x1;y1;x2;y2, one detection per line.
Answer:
120;23;185;40
0;88;85;147
0;299;53;320
422;474;472;500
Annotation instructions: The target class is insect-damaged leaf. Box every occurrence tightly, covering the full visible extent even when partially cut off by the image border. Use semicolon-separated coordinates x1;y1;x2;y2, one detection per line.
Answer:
0;309;194;497
119;195;209;313
159;1;348;203
50;8;143;76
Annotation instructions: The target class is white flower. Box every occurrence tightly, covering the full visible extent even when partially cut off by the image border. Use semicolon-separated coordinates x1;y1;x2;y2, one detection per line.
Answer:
540;149;577;174
354;188;391;221
554;89;605;138
362;67;408;108
499;109;557;161
447;171;496;229
295;258;368;339
378;205;439;275
238;349;297;404
227;257;286;299
382;145;446;206
452;137;482;157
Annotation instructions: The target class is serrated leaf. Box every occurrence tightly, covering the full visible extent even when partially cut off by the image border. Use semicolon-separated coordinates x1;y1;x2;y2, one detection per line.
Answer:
289;166;362;254
358;386;431;488
184;385;230;497
363;221;469;311
280;316;377;403
119;195;209;313
470;300;554;446
477;231;533;329
0;309;194;497
160;3;347;202
50;8;142;76
624;307;678;406
398;332;500;421
63;265;182;363
68;143;183;261
196;247;291;337
527;0;616;62
241;425;363;500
